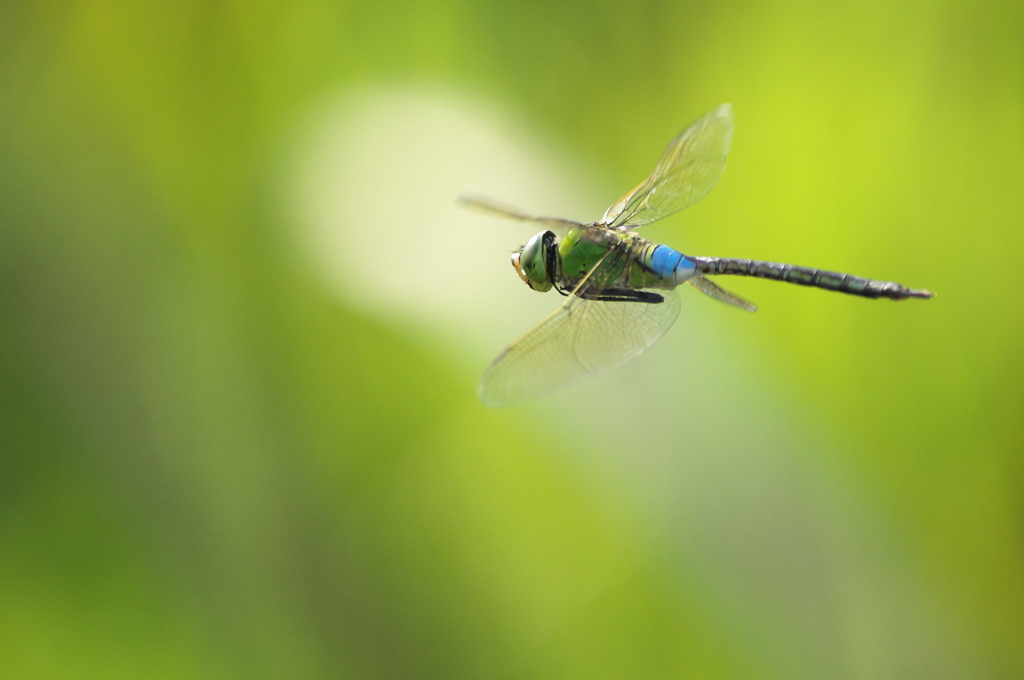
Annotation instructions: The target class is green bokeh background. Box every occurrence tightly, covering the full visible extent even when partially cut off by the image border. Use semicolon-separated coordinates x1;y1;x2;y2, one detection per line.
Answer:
1;1;1022;678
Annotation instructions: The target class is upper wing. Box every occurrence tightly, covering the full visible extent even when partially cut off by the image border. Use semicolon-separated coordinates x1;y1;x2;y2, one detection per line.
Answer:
457;193;585;230
600;104;734;229
479;285;681;407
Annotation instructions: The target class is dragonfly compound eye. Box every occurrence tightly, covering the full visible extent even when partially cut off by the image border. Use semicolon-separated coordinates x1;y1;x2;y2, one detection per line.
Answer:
512;231;554;292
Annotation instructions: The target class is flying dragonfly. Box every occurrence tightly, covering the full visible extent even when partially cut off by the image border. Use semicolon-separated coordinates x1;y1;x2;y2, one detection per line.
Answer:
460;104;933;408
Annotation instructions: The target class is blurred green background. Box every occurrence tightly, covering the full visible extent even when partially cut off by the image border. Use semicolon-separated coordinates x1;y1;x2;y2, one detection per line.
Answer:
1;1;1022;678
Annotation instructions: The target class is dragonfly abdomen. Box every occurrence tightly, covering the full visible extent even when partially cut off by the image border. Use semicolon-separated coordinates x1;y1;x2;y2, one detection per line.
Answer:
688;257;934;300
643;244;697;287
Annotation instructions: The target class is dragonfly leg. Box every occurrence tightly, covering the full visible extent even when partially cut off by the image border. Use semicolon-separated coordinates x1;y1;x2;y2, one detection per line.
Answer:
583;288;664;304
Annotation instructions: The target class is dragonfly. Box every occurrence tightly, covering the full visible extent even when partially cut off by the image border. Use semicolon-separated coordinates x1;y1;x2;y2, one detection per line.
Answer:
460;103;933;408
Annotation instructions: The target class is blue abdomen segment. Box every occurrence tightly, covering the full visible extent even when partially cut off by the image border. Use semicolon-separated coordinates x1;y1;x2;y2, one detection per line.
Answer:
647;245;696;286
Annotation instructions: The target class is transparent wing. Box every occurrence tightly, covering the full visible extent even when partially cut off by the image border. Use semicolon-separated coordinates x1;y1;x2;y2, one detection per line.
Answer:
600;104;734;230
479;288;681;407
688;275;757;312
458;193;585;230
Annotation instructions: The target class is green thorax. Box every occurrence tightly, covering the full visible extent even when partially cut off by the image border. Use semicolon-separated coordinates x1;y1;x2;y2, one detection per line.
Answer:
556;226;667;290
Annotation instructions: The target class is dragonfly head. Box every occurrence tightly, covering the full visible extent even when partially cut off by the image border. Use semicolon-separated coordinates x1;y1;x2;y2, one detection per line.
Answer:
512;230;556;292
